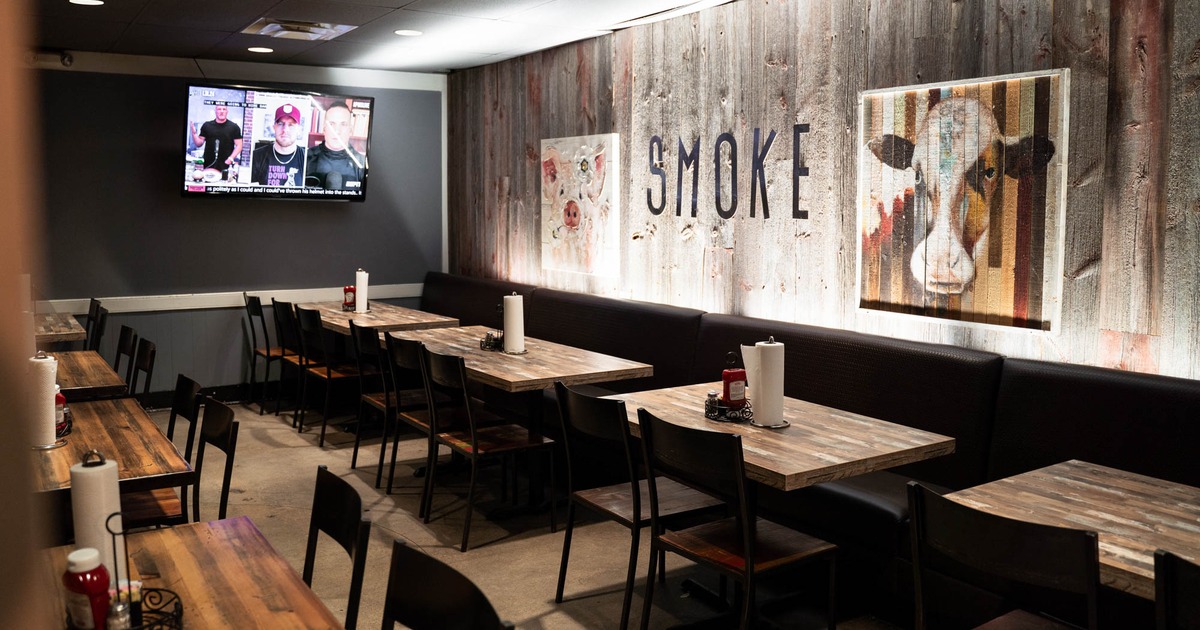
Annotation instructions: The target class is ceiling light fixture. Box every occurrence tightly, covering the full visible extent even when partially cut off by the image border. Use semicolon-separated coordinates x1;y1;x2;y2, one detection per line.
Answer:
394;29;423;37
247;47;274;54
69;0;105;5
242;18;356;41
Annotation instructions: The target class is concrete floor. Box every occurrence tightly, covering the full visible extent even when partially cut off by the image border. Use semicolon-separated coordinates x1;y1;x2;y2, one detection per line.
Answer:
154;399;900;629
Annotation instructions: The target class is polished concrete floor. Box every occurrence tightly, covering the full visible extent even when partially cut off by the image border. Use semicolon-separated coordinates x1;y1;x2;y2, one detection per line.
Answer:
154;397;900;629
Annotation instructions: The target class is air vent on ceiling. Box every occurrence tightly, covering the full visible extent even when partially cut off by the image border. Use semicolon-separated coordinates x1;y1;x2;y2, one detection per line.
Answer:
241;19;357;42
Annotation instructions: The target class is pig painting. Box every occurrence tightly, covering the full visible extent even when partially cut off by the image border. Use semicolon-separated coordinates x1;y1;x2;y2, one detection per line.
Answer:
858;73;1066;330
541;134;621;276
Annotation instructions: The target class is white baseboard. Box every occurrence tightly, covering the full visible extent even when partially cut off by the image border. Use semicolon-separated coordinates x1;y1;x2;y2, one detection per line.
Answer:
38;283;424;315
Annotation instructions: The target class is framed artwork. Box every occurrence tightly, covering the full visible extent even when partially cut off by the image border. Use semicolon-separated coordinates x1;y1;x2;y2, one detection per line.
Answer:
540;133;620;277
857;70;1069;330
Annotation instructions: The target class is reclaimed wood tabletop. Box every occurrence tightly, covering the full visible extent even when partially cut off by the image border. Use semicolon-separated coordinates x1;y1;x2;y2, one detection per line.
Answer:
296;300;458;335
34;397;191;495
607;382;955;492
389;325;653;393
44;516;344;629
35;312;86;344
53;350;127;401
948;459;1200;600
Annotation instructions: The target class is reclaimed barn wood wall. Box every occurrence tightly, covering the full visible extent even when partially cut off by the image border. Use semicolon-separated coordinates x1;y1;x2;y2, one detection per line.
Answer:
448;0;1200;379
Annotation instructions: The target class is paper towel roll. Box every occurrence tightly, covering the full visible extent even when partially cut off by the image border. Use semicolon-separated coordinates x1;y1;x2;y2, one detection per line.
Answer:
755;338;785;426
503;293;524;353
70;452;126;587
28;353;57;447
355;269;369;313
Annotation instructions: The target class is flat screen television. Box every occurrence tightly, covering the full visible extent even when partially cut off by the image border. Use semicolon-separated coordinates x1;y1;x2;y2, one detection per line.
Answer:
183;83;374;201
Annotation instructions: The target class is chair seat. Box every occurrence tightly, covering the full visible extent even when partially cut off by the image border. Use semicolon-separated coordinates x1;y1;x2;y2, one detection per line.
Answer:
659;516;836;575
574;477;723;529
306;362;360;379
255;346;297;359
283;354;315;367
121;488;184;527
974;609;1077;630
363;391;392;412
438;424;553;456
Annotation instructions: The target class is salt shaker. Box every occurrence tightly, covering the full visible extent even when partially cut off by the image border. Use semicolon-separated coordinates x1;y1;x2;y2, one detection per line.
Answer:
705;390;720;420
107;600;132;630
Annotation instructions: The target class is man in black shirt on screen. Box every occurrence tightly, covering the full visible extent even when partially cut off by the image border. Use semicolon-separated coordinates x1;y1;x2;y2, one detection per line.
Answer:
190;103;243;176
251;103;306;186
305;101;366;191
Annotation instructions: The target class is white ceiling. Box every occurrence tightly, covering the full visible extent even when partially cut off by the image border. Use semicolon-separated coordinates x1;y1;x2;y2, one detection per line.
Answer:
30;0;730;73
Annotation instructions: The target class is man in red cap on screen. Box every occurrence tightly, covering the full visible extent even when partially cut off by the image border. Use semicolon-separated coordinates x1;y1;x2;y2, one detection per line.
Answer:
251;103;306;186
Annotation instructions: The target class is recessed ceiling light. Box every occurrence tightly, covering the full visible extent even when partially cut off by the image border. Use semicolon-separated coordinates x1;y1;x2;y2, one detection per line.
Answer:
247;47;274;54
393;29;423;37
69;0;105;5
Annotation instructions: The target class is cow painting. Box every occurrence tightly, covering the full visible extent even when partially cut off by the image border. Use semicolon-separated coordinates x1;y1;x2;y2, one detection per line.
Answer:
541;134;621;277
859;74;1065;330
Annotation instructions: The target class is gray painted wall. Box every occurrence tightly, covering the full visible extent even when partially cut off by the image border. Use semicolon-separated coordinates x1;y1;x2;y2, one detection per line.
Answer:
38;70;442;392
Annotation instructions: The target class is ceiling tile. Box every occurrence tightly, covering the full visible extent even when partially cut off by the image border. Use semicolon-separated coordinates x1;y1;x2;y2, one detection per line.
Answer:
111;24;231;58
36;16;127;52
264;0;394;26
402;0;553;20
507;0;692;28
287;39;492;72
203;32;323;63
135;0;279;33
28;0;152;22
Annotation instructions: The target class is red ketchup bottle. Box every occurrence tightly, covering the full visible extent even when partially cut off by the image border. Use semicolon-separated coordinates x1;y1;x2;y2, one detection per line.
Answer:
63;547;109;629
721;352;747;410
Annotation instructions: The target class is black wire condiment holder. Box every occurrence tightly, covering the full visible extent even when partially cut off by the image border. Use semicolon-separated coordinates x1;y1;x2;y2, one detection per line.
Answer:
104;513;183;629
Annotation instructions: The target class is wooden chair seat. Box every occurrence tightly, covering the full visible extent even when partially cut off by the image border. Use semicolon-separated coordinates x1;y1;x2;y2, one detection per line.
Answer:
363;391;392;413
398;409;433;433
438;423;553;456
659;516;836;574
255;346;297;359
574;477;722;529
121;488;185;528
974;609;1077;630
306;362;359;380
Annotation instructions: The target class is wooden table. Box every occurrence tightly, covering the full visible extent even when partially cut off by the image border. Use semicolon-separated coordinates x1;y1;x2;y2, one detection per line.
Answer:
34;397;191;495
947;459;1200;600
297;300;458;335
389;325;653;393
608;382;956;492
44;517;343;629
54;350;127;401
35;312;86;344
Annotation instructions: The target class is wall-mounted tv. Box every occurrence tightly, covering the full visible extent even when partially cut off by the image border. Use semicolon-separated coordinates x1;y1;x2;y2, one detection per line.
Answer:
184;83;374;201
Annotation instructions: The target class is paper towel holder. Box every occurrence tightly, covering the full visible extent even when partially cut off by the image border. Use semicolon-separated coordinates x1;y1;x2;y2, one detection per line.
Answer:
105;511;185;628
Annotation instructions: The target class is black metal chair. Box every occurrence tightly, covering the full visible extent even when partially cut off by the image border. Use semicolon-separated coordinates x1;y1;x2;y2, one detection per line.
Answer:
384;335;440;497
303;465;370;630
272;298;305;417
112;324;137;383
83;298;102;350
295;306;361;446
908;481;1100;630
638;408;838;630
554;382;722;630
349;321;391;486
1156;549;1200;630
381;538;514;630
245;293;294;415
121;374;204;528
191;397;239;522
421;346;556;552
128;337;156;396
86;305;108;352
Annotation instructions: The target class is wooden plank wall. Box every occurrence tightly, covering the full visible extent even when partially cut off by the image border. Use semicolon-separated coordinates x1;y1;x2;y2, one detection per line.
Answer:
447;0;1200;380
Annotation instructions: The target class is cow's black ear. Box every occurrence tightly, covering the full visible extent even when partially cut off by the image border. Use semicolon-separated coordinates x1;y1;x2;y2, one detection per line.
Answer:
1004;135;1055;176
868;134;915;170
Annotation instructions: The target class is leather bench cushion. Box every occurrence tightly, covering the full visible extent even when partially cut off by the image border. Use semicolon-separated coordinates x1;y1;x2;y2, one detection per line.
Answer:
694;313;1004;490
988;358;1200;486
526;288;705;393
419;272;537;328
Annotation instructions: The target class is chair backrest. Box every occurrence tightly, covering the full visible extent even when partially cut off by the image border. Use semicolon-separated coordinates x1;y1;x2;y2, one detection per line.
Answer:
84;298;101;345
555;381;638;494
381;539;512;630
349;321;386;398
386;334;425;396
295;306;331;366
244;293;273;355
165;373;203;455
303;465;370;630
87;306;108;351
113;324;138;380
272;298;301;353
192;397;239;522
1157;549;1200;630
420;347;475;438
128;337;156;395
908;482;1100;629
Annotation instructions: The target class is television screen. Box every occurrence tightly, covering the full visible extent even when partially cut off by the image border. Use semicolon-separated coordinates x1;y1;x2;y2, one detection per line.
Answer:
183;84;373;201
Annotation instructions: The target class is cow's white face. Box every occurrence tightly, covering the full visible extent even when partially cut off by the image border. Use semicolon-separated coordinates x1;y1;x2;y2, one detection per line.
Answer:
866;97;1053;295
